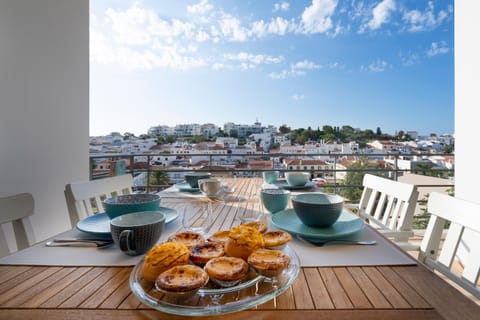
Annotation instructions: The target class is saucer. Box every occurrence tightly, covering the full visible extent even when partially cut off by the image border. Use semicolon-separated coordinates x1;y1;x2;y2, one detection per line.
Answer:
272;180;316;190
271;208;364;239
174;182;200;193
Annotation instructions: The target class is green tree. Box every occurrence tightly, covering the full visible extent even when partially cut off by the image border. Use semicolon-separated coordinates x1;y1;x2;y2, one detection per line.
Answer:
341;157;369;201
271;142;280;149
279;124;291;134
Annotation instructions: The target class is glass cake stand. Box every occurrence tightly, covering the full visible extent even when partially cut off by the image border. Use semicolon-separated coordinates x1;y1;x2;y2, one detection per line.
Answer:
129;245;300;316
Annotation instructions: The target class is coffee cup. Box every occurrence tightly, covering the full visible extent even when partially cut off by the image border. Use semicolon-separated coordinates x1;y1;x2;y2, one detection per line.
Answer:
110;211;165;256
260;188;291;214
198;178;222;197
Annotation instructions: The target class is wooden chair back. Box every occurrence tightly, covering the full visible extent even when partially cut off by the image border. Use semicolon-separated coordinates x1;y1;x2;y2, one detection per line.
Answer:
64;174;133;227
419;192;480;299
358;174;419;246
0;192;35;258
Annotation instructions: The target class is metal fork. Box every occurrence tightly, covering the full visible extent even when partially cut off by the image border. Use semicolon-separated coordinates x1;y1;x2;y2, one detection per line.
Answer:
296;235;376;247
45;239;114;248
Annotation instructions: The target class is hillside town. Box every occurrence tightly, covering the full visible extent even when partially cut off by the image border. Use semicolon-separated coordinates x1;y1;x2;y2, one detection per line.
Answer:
89;121;454;186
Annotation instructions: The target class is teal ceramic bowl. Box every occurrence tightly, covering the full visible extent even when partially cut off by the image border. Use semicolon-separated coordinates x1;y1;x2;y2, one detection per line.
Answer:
184;172;212;188
262;171;280;184
260;188;290;214
285;172;310;187
291;193;344;228
103;193;161;220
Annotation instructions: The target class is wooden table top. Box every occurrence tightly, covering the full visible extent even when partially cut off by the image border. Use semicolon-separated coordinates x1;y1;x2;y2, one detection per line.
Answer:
0;178;478;320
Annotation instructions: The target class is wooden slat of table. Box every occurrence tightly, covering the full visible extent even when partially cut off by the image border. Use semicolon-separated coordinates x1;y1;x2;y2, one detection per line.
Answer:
377;266;431;308
79;267;131;308
2;267;77;307
0;308;445;320
0;267;61;305
333;267;372;309
362;267;410;308
0;266;32;284
39;267;107;308
302;268;334;309
22;267;92;308
319;267;353;309
348;267;391;308
291;269;315;309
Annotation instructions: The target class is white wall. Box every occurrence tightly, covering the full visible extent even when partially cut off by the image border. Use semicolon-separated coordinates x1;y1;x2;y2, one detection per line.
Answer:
455;1;480;260
455;3;479;199
0;0;89;245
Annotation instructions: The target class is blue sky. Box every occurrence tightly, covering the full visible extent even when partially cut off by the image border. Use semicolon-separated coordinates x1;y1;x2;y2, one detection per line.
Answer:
90;0;454;137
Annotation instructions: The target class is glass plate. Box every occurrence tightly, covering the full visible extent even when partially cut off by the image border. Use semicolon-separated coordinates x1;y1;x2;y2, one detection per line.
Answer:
272;180;316;190
174;182;200;193
76;207;179;236
271;209;364;239
129;245;300;316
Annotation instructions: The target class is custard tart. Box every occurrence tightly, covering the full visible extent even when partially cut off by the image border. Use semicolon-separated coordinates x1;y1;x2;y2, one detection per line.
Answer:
190;242;225;266
207;230;230;243
204;256;249;287
241;221;268;233
155;264;209;293
224;225;264;260
168;231;205;249
248;248;290;277
141;242;190;282
263;230;292;249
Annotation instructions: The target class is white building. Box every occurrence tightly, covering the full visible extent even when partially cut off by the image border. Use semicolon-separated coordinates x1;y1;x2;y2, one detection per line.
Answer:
174;123;202;136
201;123;219;137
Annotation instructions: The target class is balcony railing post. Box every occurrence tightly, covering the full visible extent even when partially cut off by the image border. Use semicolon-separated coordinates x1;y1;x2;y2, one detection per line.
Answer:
394;154;398;181
146;155;151;192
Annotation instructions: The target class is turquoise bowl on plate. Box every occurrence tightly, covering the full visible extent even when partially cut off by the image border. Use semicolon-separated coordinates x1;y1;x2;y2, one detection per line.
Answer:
292;193;344;228
285;172;310;187
103;193;161;220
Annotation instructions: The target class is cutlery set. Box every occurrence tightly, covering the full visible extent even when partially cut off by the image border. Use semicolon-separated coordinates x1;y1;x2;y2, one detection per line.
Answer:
296;235;376;247
45;236;376;248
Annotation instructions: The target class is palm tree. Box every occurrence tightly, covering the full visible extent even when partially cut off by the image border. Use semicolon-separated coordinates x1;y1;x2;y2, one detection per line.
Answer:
151;170;170;186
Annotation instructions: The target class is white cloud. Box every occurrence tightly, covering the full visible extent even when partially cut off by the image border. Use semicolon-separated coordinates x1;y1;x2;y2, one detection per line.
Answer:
250;17;295;37
399;51;421;66
224;52;284;65
300;0;338;34
187;0;213;15
402;2;452;32
366;0;396;31
219;14;248;42
292;94;305;101
105;6;196;46
273;2;290;12
427;41;449;57
269;59;322;79
362;59;389;72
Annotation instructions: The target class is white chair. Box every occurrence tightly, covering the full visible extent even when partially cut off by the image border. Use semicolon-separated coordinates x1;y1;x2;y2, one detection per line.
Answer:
419;192;480;299
0;193;35;258
64;174;133;227
357;174;419;250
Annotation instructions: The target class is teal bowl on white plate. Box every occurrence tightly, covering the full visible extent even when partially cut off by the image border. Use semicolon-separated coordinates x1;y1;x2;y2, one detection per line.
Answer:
103;193;161;220
291;193;344;228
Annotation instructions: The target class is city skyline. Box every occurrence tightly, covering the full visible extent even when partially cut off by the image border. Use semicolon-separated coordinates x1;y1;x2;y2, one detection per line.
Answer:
90;0;454;137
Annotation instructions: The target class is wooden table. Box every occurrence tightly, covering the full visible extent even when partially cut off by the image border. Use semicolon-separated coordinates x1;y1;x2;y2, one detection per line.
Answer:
0;178;478;319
